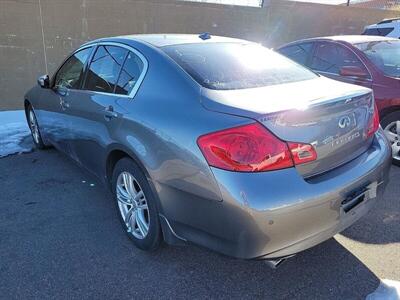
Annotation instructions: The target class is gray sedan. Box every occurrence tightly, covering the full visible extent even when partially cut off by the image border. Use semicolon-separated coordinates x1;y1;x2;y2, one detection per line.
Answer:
24;34;391;265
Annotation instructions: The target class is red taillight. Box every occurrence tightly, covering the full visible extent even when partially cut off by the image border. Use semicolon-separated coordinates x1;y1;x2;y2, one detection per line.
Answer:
288;142;318;165
197;123;293;172
366;101;380;138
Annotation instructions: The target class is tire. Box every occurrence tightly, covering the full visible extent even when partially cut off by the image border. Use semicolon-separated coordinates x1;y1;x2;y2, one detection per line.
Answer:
27;106;46;149
381;111;400;166
111;157;162;251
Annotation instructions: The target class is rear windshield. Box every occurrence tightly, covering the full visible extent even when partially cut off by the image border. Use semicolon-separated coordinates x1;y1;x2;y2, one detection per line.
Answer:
162;43;317;90
355;40;400;78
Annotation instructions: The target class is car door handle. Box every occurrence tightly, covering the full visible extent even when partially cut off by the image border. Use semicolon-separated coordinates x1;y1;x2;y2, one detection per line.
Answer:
104;106;118;120
54;86;69;97
60;98;70;109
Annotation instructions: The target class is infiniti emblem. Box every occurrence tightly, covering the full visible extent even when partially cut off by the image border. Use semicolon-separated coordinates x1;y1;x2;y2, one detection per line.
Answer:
338;116;351;129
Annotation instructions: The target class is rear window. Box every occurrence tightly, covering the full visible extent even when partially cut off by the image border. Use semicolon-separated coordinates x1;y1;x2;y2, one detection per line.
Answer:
162;43;317;90
362;27;394;36
278;43;313;66
355;40;400;78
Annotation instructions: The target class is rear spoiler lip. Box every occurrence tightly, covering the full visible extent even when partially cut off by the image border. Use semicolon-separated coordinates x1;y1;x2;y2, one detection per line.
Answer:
257;91;374;124
200;78;372;120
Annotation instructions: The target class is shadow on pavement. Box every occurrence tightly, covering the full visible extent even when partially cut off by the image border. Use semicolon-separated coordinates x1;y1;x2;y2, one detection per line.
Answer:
0;150;382;299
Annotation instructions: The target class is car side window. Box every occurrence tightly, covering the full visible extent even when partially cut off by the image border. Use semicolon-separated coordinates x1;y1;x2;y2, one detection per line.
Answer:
54;47;92;89
84;45;128;93
362;27;394;36
310;42;368;76
114;51;144;95
278;43;313;66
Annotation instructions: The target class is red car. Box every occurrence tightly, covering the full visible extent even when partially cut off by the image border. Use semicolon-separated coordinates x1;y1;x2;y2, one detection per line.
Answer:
277;35;400;165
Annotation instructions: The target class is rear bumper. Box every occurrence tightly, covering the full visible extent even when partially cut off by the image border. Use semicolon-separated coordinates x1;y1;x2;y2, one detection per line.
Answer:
200;129;391;259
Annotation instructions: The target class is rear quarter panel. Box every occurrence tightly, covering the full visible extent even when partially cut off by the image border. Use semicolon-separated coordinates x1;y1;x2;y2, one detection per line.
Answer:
371;78;400;117
108;42;253;220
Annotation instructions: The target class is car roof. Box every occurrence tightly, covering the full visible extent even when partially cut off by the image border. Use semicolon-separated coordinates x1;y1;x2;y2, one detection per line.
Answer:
88;34;248;48
280;35;397;48
370;18;400;26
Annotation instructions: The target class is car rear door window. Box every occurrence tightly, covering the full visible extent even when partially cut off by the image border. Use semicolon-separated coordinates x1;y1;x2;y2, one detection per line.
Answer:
362;27;394;36
310;42;368;76
355;40;400;78
84;45;128;93
54;47;92;89
115;51;144;95
278;43;313;66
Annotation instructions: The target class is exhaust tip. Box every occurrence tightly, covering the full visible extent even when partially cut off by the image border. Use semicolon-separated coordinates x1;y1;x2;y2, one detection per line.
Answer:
264;255;295;269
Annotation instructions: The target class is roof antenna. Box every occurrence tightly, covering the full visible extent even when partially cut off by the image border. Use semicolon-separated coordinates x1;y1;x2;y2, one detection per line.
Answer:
199;32;211;40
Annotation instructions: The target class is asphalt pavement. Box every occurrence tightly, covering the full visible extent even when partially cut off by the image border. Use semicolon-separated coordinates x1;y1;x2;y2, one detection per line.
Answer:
0;148;399;299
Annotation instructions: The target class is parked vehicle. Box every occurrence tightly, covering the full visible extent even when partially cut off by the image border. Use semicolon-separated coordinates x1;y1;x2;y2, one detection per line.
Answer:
25;34;391;264
277;35;400;165
362;18;400;38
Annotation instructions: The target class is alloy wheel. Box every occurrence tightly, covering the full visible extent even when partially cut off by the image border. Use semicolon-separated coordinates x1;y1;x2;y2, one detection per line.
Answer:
116;171;150;239
384;121;400;162
29;110;40;144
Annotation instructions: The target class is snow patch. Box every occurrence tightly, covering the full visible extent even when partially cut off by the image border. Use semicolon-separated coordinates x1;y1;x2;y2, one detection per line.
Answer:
367;279;400;300
0;110;33;157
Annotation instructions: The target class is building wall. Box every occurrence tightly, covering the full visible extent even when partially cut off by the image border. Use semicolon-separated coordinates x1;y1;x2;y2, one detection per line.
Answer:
0;0;398;110
263;0;399;46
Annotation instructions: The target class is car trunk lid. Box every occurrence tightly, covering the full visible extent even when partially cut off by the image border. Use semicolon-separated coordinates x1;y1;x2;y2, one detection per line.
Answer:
201;77;375;177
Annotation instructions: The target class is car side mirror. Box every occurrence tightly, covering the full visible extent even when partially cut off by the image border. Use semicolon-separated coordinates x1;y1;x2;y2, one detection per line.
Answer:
37;74;50;88
339;66;369;78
